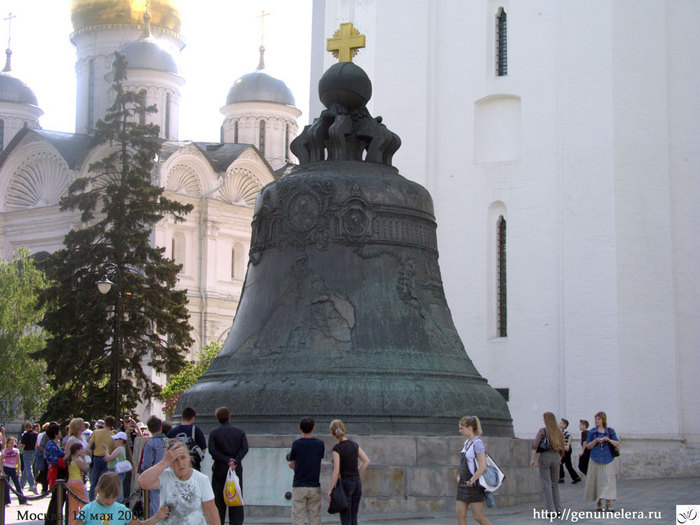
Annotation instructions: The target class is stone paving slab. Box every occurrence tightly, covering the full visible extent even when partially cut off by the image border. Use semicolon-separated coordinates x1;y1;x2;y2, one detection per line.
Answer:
5;476;699;525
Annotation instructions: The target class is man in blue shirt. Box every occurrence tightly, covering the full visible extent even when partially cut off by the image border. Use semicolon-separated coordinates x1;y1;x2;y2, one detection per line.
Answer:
288;417;325;525
140;416;168;518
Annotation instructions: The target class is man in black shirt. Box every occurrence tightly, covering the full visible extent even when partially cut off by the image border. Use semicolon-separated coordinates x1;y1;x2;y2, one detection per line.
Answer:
288;417;325;525
19;422;38;493
208;406;248;525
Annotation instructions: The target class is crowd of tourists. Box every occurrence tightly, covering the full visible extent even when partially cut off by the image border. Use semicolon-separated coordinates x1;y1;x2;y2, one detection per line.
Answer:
0;407;372;525
528;410;620;521
0;408;228;525
2;408;618;525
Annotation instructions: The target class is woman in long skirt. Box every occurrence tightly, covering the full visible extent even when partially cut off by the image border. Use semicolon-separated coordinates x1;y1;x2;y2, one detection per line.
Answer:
583;411;619;512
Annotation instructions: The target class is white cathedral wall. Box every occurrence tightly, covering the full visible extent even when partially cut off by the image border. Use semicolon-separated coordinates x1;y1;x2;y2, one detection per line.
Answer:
556;3;621;439
156;191;252;354
0;103;43;150
220;102;301;171
611;2;682;440
667;1;700;446
313;0;700;473
123;70;183;140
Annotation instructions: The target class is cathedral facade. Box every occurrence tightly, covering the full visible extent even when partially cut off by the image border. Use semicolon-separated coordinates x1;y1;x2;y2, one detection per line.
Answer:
0;1;301;414
310;0;700;477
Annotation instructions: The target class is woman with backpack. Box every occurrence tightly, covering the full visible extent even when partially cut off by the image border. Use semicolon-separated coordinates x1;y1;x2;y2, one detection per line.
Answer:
583;411;619;512
456;415;491;525
530;412;565;518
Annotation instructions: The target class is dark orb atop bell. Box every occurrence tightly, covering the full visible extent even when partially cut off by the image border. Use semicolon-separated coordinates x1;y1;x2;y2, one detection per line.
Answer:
319;62;372;109
177;61;514;437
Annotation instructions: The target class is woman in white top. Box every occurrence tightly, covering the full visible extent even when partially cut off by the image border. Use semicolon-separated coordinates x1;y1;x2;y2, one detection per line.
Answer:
139;439;220;525
65;418;89;451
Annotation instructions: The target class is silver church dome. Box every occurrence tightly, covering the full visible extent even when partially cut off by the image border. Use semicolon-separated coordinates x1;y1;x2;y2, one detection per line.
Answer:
226;70;295;106
0;49;39;106
116;12;179;75
118;38;179;74
0;72;39;106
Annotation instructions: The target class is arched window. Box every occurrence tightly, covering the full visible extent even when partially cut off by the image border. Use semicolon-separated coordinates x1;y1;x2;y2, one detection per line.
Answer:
497;215;507;337
496;8;508;76
165;92;171;139
233;120;239;143
258;120;266;156
231;246;236;279
0;119;4;152
88;59;95;130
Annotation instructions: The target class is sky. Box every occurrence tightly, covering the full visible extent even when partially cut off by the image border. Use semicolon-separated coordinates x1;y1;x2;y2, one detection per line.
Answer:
2;0;313;143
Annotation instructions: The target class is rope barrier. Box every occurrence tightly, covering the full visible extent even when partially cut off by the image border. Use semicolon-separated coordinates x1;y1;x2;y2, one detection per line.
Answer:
4;477;141;506
6;481;52;501
62;482;90;506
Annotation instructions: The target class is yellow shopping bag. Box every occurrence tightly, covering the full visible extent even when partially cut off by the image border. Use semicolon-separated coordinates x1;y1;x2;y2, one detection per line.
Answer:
223;468;244;506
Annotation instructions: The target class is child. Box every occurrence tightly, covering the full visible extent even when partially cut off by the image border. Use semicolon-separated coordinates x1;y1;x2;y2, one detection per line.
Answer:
578;419;591;476
558;418;582;484
103;432;129;502
74;473;169;525
2;437;30;505
66;442;89;524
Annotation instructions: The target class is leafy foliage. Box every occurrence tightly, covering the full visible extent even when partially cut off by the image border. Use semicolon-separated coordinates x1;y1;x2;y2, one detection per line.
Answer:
0;248;50;421
36;53;194;421
160;341;221;419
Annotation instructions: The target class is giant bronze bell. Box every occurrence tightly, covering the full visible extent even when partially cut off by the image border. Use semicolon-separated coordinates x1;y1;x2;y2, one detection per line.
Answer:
178;26;513;436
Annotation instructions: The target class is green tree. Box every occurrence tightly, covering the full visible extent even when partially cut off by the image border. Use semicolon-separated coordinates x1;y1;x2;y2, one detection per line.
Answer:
160;341;221;419
37;52;194;421
0;248;50;421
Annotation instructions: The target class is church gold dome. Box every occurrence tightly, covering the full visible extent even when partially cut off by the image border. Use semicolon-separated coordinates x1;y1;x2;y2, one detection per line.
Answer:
70;0;181;34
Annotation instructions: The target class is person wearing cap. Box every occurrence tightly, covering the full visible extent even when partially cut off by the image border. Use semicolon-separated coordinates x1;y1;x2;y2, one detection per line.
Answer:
138;422;150;437
96;420;105;429
88;416;115;500
104;432;130;502
82;422;93;442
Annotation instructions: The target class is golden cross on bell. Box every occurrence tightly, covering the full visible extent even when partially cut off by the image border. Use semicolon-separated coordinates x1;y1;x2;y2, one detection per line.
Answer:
326;22;365;63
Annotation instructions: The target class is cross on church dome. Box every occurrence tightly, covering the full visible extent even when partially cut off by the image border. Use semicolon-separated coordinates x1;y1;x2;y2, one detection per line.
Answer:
326;22;365;63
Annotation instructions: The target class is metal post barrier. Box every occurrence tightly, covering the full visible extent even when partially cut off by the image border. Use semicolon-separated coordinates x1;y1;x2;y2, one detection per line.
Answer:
56;480;64;525
143;489;150;519
0;473;6;525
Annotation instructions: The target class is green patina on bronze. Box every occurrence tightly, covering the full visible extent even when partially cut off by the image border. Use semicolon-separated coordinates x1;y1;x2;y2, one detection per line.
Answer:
178;61;514;437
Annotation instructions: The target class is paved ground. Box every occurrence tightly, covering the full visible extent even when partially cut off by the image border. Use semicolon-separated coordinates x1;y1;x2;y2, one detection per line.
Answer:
4;476;699;525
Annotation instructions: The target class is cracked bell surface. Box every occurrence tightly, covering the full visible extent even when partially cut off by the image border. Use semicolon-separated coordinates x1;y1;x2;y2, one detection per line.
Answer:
178;50;514;437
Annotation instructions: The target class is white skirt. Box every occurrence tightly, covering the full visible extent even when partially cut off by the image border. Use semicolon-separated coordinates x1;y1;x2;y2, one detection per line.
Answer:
584;459;617;502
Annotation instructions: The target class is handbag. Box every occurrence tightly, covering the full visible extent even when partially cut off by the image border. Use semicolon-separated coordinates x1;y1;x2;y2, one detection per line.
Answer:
223;468;244;507
327;481;349;514
606;428;620;458
114;459;132;474
536;429;550;453
465;440;505;493
479;453;505;493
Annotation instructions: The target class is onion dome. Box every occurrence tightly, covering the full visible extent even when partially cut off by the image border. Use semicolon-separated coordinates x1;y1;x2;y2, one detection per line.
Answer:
117;12;179;74
70;0;181;34
0;49;39;106
225;46;295;106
